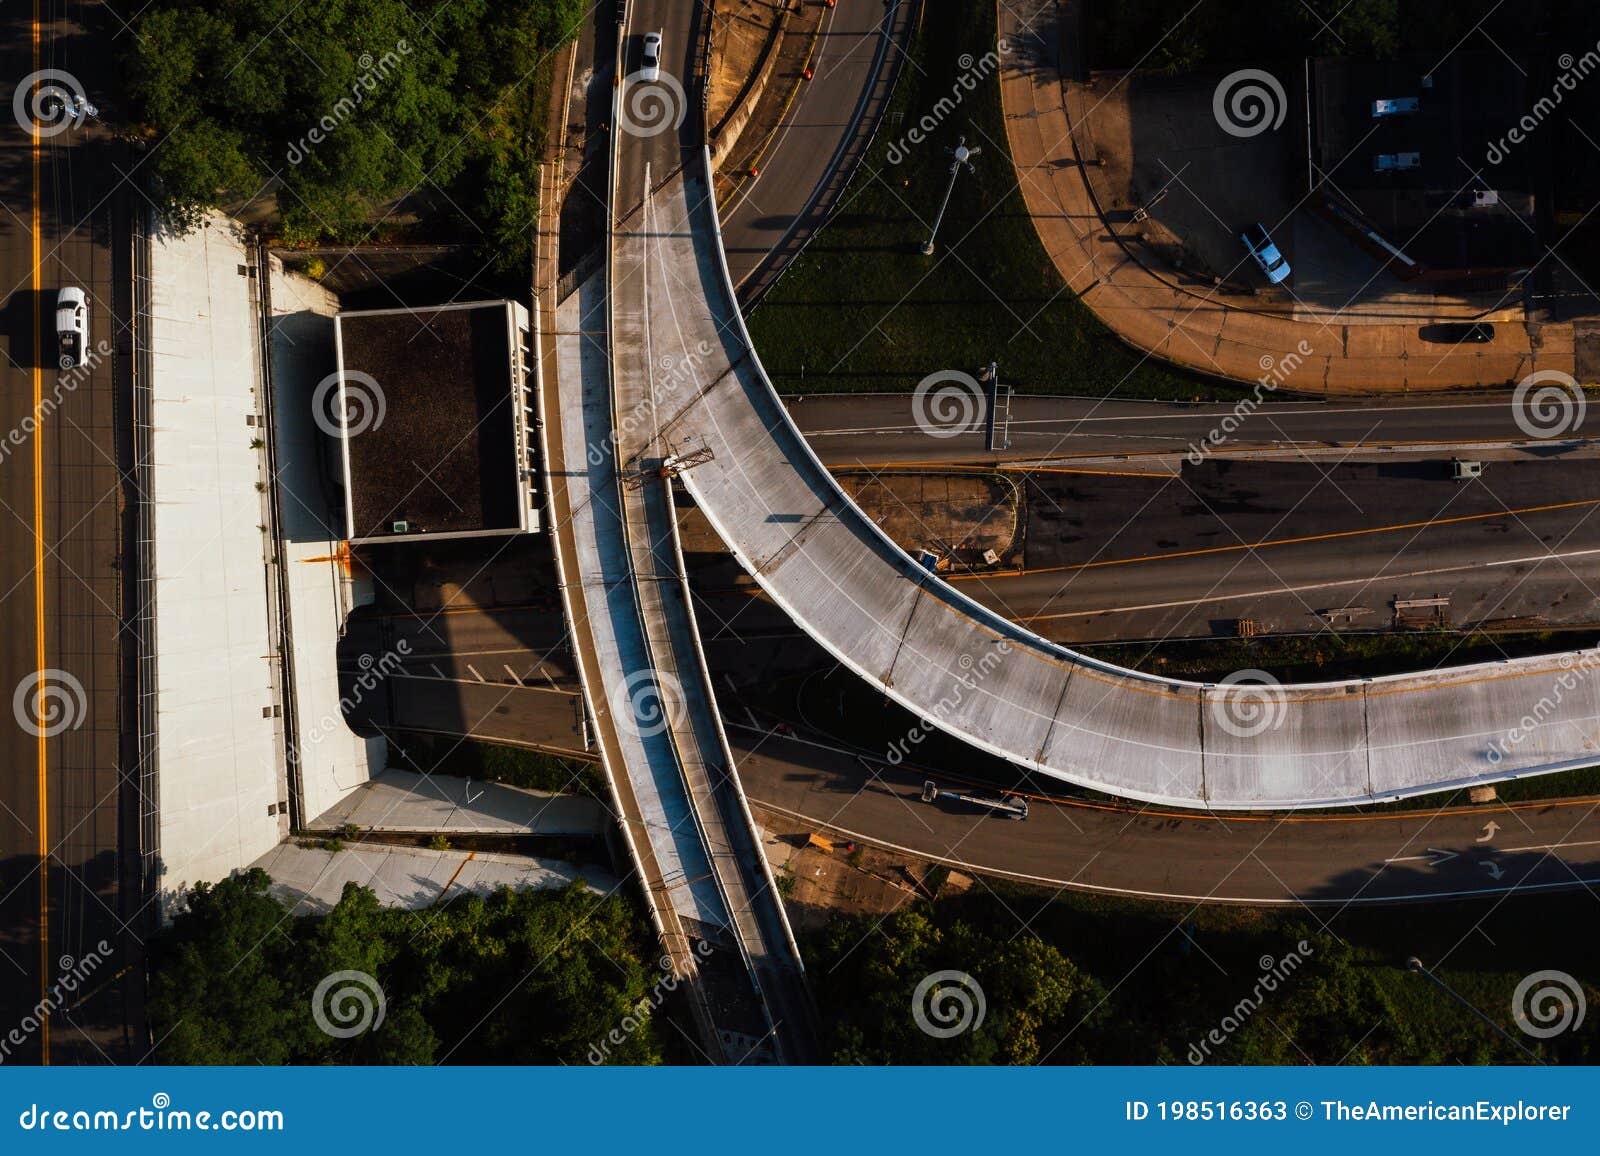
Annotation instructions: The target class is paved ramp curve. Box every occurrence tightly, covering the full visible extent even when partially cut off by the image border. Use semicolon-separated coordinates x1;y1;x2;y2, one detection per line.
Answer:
629;151;1600;810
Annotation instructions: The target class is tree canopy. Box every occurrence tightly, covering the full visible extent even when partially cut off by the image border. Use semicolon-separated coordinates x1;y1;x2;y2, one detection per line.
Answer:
124;0;583;268
148;869;664;1065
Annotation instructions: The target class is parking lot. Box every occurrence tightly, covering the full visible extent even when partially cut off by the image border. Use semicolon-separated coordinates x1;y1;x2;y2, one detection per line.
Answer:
1077;70;1521;324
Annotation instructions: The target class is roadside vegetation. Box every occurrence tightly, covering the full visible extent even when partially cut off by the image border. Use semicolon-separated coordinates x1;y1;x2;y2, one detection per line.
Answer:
1080;628;1588;685
745;3;1234;401
811;885;1598;1065
148;870;666;1064
1088;0;1482;71
392;733;606;799
123;0;582;272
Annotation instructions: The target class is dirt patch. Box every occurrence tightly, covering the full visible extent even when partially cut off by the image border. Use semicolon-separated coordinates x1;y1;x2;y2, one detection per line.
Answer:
714;0;826;197
836;470;1022;569
758;809;961;932
708;0;787;130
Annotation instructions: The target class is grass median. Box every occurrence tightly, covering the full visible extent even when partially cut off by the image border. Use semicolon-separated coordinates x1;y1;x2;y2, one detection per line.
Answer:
745;3;1240;401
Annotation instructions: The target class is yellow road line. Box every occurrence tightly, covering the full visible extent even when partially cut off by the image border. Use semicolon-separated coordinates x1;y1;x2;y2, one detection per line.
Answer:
31;0;50;1064
832;434;1596;470
840;461;1168;478
946;497;1600;582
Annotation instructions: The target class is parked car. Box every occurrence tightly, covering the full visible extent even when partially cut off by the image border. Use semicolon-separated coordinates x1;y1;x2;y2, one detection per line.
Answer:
640;30;663;81
1240;223;1291;284
55;287;87;370
1419;322;1495;344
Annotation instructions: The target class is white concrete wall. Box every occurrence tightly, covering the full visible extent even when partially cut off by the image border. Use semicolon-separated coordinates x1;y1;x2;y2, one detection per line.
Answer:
150;215;283;896
265;256;384;823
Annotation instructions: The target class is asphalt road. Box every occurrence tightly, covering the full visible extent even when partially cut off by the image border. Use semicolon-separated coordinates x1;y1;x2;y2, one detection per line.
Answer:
718;0;902;299
784;392;1600;467
0;1;136;1065
368;675;1600;905
960;458;1600;642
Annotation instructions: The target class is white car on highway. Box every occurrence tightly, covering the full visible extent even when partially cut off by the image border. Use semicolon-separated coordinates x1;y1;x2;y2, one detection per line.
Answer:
641;31;663;82
55;286;88;370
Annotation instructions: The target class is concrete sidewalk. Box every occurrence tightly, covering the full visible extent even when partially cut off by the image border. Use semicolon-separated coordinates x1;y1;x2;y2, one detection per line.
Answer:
310;769;609;836
253;842;617;913
998;0;1579;393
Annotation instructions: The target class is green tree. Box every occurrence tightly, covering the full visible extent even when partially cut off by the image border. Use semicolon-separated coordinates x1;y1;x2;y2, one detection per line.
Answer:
812;908;1097;1064
149;874;664;1066
124;0;583;268
147;869;307;1064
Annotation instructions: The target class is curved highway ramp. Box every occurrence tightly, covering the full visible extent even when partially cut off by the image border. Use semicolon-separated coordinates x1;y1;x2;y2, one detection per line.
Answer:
622;150;1600;811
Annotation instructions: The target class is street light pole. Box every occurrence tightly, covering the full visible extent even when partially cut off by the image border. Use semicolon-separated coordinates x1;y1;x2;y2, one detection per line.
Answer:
921;136;980;256
1405;957;1538;1061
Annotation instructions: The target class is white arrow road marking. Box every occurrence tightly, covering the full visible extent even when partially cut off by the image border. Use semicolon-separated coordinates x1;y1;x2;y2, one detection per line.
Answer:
1477;820;1500;842
1482;860;1504;881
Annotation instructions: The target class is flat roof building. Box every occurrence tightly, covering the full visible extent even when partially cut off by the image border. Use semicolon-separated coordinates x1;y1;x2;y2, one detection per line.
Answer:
1308;51;1538;278
333;300;539;544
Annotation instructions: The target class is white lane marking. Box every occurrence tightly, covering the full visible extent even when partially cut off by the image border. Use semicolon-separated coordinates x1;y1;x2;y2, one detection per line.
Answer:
1382;839;1600;863
1027;547;1600;621
1383;848;1458;866
800;400;1547;437
745;797;1600;906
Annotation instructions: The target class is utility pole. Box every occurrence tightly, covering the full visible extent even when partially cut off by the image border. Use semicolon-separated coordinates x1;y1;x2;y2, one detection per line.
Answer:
982;361;1010;452
921;136;980;256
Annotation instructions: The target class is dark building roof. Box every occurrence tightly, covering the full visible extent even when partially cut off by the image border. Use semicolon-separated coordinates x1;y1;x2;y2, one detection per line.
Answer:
1309;51;1538;275
336;303;521;540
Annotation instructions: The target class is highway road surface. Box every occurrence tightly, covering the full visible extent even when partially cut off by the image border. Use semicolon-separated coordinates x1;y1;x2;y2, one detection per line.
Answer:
367;674;1600;906
0;1;138;1065
718;0;906;301
784;392;1600;468
683;453;1600;644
